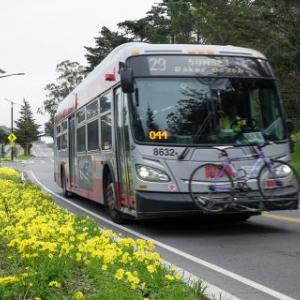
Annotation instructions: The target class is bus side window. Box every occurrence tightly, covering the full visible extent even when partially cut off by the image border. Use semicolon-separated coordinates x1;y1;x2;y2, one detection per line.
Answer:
87;120;99;151
100;94;111;113
61;133;68;149
56;136;61;150
77;125;86;152
101;113;112;150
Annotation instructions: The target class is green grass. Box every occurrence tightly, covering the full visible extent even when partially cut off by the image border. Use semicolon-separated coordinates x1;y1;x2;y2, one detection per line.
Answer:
291;134;300;174
16;154;35;160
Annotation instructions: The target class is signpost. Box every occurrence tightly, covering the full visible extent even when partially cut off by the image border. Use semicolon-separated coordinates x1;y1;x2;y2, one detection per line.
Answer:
8;133;17;160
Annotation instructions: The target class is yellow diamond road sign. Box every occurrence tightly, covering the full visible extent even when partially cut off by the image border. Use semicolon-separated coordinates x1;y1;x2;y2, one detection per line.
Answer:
8;133;17;143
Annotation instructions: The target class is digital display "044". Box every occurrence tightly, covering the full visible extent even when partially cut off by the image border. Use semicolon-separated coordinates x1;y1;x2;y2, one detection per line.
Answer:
128;55;273;78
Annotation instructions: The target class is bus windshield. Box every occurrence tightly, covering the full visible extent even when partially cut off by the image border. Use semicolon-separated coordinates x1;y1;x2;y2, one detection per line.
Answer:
129;77;286;145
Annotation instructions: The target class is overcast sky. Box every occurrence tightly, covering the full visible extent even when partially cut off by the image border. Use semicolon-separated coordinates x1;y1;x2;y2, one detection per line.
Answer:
0;0;158;131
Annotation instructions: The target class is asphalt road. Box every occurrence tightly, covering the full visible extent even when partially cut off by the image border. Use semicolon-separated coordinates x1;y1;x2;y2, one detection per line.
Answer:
5;143;300;300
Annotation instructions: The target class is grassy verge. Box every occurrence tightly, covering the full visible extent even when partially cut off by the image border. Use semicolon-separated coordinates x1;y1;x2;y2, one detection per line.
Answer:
0;167;207;300
16;154;35;160
291;133;300;174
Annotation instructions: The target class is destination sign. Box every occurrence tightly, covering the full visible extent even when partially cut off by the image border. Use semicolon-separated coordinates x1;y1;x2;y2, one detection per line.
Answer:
128;55;273;78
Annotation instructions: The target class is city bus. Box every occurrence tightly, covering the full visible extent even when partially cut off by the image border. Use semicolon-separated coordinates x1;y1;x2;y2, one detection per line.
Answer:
54;42;298;223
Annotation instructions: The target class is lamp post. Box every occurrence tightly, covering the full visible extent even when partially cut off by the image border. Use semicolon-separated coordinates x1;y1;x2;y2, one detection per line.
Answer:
0;72;25;79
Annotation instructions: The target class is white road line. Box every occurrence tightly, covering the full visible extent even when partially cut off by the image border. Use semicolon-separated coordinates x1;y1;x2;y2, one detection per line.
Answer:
29;171;295;300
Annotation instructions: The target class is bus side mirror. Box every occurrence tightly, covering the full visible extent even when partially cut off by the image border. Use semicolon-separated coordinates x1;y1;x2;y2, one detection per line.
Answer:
286;119;294;135
120;67;134;94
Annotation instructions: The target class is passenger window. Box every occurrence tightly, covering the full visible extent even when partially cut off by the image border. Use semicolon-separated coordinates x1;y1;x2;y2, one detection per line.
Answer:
61;133;68;149
87;100;99;119
56;125;61;134
87;120;99;150
77;126;86;152
77;109;86;124
101;113;112;150
61;121;68;131
56;136;61;150
100;95;111;113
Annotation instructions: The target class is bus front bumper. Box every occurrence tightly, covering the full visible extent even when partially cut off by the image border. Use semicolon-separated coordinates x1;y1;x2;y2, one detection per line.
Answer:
134;191;298;219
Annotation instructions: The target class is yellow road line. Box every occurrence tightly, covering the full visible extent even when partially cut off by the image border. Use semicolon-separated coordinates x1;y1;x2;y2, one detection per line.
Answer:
262;212;300;223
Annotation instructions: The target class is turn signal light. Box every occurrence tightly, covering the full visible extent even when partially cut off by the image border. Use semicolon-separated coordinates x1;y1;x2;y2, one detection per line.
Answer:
105;73;116;81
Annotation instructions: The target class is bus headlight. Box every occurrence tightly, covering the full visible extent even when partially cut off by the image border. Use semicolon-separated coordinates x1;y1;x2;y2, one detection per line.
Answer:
136;165;170;182
274;164;292;177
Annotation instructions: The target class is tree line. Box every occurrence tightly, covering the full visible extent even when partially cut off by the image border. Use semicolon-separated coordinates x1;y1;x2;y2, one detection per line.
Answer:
41;0;300;136
0;99;40;157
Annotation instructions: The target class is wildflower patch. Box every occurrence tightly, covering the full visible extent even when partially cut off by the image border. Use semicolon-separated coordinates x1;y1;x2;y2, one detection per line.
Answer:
0;167;206;299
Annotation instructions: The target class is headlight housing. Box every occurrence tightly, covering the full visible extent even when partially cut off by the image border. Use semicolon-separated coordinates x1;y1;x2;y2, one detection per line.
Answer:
274;164;292;177
136;164;170;182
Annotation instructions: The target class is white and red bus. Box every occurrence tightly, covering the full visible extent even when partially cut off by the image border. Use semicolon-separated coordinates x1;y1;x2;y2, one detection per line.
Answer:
54;43;297;223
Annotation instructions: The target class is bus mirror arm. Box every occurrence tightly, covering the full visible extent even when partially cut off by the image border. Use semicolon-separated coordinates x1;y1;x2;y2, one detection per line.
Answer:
120;65;134;94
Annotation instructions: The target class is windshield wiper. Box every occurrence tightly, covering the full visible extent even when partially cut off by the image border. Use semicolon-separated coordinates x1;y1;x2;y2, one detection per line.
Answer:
177;112;213;160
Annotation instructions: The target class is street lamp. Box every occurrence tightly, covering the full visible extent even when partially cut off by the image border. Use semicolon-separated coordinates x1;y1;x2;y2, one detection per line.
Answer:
0;72;25;79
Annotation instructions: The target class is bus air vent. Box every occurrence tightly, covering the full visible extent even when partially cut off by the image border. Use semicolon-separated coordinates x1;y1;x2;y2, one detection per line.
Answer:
219;51;253;56
145;50;182;53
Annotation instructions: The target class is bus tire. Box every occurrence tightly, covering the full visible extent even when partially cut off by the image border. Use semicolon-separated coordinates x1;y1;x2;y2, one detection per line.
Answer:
61;168;72;198
105;181;126;224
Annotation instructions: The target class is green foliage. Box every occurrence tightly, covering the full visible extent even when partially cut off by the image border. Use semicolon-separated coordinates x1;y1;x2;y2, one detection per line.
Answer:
83;0;300;118
84;27;132;73
291;133;300;174
40;60;86;137
14;99;40;156
0;127;9;158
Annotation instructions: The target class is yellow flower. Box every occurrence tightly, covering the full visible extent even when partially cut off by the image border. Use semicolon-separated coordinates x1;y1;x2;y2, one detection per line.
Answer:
115;268;125;281
74;291;84;300
175;272;182;280
165;274;174;281
121;252;130;264
0;276;20;285
101;265;107;271
76;252;82;262
125;271;140;290
34;297;42;300
147;264;157;274
48;281;61;288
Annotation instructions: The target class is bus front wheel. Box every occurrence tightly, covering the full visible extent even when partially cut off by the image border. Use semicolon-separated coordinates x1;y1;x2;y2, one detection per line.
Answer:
105;181;126;224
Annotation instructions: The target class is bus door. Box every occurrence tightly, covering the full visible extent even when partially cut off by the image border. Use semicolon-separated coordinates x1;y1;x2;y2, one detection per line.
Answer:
114;87;133;207
68;115;76;187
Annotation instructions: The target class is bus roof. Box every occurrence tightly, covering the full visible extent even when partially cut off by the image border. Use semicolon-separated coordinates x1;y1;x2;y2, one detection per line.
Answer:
55;42;266;123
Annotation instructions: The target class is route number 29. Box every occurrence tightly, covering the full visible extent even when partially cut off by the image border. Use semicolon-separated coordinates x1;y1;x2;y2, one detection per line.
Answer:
148;57;167;72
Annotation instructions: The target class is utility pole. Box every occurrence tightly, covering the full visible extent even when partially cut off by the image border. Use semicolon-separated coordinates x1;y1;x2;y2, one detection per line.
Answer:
11;101;14;160
0;72;25;160
4;99;20;160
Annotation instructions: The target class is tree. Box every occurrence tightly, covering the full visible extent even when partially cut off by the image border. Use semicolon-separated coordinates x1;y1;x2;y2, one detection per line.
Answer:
84;26;132;72
40;60;86;137
146;105;159;130
118;18;150;42
0;126;9;158
15;99;40;156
